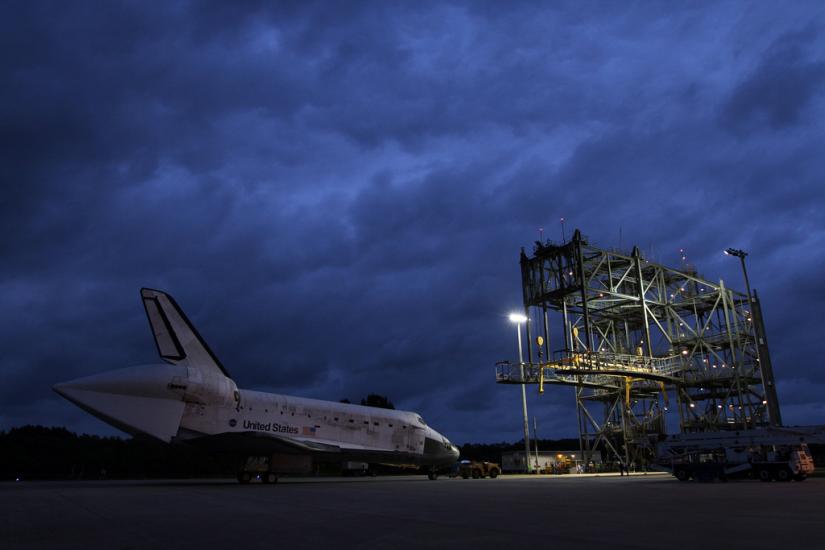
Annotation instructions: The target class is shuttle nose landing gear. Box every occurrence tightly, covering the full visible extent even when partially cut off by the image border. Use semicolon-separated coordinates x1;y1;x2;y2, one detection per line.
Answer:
427;469;439;480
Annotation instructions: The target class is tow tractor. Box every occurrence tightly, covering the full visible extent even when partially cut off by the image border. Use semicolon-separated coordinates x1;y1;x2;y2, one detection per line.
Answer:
458;460;501;479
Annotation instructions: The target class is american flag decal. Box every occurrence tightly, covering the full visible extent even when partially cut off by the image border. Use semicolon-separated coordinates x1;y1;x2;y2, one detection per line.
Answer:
302;426;319;436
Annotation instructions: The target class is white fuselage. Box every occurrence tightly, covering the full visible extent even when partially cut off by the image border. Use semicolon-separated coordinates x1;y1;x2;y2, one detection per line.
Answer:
181;389;445;458
54;363;458;468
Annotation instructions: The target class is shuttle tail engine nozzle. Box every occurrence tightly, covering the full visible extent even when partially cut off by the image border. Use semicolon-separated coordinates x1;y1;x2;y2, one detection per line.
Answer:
53;364;187;443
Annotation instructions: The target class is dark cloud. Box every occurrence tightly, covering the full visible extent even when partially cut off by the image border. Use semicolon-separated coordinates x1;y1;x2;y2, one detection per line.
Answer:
1;2;824;443
721;25;825;134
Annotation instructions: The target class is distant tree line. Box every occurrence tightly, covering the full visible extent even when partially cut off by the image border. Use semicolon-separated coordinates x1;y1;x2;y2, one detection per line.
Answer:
1;426;583;480
7;425;822;480
339;394;395;409
0;426;236;481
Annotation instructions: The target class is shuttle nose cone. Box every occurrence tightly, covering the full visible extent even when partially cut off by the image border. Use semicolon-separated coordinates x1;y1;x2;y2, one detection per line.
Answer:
423;428;461;467
53;365;188;442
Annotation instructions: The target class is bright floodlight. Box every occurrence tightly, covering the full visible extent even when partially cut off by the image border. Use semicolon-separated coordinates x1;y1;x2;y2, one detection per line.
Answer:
724;247;747;258
508;313;528;323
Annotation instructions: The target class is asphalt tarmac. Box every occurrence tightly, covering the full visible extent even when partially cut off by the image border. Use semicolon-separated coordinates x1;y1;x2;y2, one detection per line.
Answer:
2;473;824;549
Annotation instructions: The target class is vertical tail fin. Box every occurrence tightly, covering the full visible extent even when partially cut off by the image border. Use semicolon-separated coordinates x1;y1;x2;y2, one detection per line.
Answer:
140;288;232;380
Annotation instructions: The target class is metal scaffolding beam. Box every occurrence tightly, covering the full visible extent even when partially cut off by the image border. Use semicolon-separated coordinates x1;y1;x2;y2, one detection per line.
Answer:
497;229;780;469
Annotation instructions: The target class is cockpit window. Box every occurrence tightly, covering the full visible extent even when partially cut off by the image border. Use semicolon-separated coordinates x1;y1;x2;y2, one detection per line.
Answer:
416;415;426;426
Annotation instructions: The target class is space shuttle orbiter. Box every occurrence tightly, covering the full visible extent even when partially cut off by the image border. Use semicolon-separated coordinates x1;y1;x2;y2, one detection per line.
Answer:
54;289;459;482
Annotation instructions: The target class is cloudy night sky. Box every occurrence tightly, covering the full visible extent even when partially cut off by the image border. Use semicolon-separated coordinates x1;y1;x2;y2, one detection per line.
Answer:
2;2;824;444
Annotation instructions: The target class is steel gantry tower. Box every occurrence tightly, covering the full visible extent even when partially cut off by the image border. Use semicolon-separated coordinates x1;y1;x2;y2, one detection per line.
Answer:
495;229;780;468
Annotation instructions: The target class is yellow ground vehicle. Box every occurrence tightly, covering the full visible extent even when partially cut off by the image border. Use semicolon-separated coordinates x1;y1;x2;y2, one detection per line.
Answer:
459;460;501;479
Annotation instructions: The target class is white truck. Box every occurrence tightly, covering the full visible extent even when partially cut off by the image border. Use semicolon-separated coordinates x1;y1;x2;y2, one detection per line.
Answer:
655;427;823;482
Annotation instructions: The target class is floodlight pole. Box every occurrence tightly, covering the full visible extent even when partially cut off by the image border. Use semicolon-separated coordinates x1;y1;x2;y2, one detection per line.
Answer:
517;321;532;473
510;313;532;473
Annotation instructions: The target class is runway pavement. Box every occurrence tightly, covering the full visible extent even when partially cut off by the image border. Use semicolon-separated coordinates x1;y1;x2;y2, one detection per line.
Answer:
2;473;824;549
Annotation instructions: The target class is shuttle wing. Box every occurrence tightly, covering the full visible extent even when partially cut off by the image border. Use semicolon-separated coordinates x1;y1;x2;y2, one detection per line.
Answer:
182;430;345;455
140;288;232;379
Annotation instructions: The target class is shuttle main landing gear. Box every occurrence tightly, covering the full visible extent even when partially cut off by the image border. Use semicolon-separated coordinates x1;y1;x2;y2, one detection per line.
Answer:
237;456;278;484
236;470;278;484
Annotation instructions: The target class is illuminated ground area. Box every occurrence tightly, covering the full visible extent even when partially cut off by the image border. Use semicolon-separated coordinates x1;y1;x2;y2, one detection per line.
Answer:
2;474;823;549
